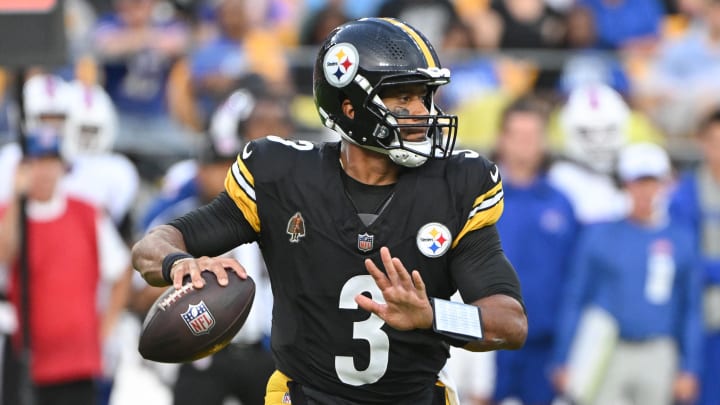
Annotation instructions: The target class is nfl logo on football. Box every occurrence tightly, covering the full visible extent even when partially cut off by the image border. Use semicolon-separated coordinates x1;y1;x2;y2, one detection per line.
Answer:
181;301;216;336
357;232;374;252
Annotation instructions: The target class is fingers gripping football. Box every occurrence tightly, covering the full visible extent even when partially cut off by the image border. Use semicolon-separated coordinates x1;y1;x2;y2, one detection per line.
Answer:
170;256;248;289
357;247;433;331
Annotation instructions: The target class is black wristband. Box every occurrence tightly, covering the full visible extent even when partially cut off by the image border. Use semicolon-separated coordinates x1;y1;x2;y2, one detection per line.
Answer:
161;252;193;284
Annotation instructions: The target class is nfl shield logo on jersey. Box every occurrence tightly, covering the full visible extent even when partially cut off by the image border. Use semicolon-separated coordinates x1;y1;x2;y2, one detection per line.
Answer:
181;301;216;336
416;222;453;258
357;232;374;252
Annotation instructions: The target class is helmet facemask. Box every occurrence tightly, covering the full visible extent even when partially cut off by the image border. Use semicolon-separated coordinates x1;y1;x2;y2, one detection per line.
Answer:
365;72;457;167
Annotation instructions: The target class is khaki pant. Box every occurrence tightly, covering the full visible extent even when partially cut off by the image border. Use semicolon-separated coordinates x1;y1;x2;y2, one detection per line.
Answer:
593;338;677;405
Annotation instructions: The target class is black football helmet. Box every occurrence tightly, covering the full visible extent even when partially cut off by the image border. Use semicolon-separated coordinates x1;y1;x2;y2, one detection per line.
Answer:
313;17;458;167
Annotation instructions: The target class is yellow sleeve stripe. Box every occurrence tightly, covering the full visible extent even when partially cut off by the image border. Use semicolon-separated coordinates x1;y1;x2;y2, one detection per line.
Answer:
231;158;255;200
468;182;503;218
452;182;505;248
224;158;260;233
381;18;437;68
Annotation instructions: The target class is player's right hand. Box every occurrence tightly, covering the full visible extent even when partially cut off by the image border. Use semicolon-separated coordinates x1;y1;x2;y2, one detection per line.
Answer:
170;256;247;290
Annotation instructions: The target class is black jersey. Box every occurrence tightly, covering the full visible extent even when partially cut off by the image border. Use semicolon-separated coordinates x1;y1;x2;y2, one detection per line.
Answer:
220;136;506;403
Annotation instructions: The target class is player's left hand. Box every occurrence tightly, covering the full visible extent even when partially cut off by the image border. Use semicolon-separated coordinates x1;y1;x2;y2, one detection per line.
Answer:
357;246;433;331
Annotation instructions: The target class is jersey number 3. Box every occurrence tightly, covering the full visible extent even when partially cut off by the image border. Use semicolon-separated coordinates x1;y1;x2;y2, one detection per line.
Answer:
335;275;389;386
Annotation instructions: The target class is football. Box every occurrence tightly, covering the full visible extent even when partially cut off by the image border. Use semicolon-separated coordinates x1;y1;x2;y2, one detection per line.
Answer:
138;271;255;363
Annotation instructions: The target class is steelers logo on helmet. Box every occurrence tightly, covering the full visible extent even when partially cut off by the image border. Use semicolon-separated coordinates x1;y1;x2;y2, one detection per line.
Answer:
416;222;452;258
323;43;359;88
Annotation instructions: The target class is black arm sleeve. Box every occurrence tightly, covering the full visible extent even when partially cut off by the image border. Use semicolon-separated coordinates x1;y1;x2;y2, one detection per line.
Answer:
449;225;525;309
168;191;258;257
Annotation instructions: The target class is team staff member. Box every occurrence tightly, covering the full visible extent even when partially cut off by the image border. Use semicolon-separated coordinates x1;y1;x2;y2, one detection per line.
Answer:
491;98;579;404
670;109;720;405
133;18;527;405
0;131;129;405
552;143;702;405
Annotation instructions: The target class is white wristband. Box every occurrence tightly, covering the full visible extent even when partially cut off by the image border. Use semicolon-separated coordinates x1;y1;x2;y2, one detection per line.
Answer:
430;298;484;342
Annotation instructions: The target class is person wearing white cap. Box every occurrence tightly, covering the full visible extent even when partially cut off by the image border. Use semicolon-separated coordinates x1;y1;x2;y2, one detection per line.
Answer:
551;143;703;405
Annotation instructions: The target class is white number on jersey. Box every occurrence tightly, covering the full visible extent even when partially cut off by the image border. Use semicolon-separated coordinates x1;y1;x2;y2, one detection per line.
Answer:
335;275;390;386
266;135;314;151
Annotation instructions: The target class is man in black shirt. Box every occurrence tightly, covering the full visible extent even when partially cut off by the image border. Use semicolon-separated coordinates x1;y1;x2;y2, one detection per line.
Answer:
132;17;527;405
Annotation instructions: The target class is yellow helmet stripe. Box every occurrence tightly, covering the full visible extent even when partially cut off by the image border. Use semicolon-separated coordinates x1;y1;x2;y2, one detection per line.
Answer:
381;18;437;68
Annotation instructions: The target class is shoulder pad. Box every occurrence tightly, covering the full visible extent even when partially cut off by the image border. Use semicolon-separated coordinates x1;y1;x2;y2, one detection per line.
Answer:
223;136;317;234
237;136;317;181
446;149;504;246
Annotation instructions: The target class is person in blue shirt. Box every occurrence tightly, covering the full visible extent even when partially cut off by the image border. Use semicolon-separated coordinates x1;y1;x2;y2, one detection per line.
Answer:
670;109;720;405
189;0;290;123
492;98;579;405
576;0;664;50
93;0;195;174
552;142;703;405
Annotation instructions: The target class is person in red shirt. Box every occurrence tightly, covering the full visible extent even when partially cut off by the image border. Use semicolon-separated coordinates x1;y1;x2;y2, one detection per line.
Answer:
0;130;129;405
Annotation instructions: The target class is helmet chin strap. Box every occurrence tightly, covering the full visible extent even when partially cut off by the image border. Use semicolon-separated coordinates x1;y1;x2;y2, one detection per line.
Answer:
388;139;431;168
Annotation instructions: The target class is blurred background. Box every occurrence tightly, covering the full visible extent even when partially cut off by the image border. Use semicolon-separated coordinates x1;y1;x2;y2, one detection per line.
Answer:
1;0;720;405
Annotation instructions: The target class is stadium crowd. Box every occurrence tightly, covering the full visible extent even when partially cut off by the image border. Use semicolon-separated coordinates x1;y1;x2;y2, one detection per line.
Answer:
0;0;719;404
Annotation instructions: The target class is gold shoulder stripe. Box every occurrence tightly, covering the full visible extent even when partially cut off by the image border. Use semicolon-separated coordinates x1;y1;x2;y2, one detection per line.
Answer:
452;182;505;248
468;182;503;218
381;18;436;68
223;157;260;233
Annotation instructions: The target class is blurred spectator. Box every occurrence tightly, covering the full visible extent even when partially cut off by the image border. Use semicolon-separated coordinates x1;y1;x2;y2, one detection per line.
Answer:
93;0;196;165
552;143;702;405
438;21;500;111
376;0;459;48
438;20;509;153
670;109;720;405
489;0;567;49
557;6;632;96
490;98;579;405
575;0;665;50
304;0;384;20
0;131;129;405
189;0;291;122
298;2;350;46
249;0;305;47
65;0;98;63
547;83;631;224
640;0;720;138
487;0;567;90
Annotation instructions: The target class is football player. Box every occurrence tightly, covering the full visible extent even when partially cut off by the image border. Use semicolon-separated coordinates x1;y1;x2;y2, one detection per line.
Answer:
61;79;140;230
548;83;631;224
132;17;527;405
